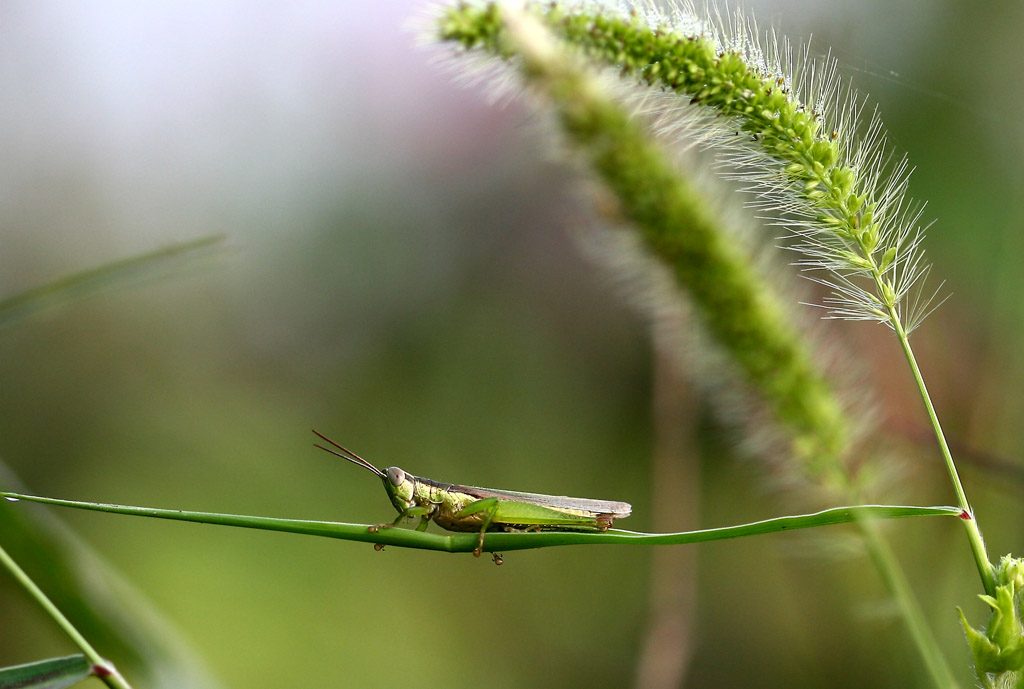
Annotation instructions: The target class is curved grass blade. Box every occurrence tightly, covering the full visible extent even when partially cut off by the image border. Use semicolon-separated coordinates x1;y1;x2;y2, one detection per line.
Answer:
0;655;91;689
0;492;962;554
0;235;225;330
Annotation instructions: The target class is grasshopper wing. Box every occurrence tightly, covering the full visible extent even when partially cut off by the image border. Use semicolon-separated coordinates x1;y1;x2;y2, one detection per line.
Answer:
458;485;631;520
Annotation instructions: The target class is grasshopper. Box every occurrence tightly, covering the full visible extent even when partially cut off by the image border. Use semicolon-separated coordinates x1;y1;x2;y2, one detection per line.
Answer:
313;431;631;560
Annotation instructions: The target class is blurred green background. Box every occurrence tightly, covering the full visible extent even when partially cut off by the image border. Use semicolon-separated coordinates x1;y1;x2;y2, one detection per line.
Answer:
1;2;1022;687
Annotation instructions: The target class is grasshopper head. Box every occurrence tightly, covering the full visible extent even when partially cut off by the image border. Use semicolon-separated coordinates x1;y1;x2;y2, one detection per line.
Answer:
313;431;415;515
382;466;415;512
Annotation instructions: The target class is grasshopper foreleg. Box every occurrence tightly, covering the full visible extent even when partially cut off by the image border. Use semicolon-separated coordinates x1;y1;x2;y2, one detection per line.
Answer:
369;505;432;533
367;505;433;552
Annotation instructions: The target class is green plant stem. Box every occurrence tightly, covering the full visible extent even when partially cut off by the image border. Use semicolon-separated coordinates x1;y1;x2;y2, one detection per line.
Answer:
856;514;959;688
885;302;996;596
854;224;994;595
0;541;133;689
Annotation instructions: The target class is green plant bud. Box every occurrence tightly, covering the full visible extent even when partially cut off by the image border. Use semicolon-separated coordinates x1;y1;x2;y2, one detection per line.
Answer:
843;252;872;270
880;281;896;306
812;141;837;169
879;247;897;272
959;556;1024;681
831;167;854;196
861;225;879;253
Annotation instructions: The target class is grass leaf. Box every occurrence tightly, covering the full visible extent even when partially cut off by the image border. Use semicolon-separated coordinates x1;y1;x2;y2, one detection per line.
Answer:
0;655;91;689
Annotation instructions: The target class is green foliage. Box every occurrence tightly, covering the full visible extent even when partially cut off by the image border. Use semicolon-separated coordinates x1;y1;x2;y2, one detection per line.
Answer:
959;556;1024;687
0;461;221;689
0;240;228;689
0;655;91;689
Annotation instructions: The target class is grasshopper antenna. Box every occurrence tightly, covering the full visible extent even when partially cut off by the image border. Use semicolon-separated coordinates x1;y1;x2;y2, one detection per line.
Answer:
312;430;386;478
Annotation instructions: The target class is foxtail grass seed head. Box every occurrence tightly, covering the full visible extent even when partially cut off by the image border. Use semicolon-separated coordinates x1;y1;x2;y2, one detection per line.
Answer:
436;1;866;481
438;0;945;336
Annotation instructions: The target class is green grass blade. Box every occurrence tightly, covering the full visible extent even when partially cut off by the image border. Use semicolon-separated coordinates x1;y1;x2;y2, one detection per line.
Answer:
0;655;91;689
0;492;962;554
0;463;223;689
0;235;224;330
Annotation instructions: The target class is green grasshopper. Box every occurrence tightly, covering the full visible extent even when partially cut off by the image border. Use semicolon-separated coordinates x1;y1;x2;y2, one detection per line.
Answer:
313;431;631;560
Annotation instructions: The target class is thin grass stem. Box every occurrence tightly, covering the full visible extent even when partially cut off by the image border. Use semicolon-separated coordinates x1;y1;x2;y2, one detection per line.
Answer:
883;299;996;596
0;542;133;689
857;511;960;688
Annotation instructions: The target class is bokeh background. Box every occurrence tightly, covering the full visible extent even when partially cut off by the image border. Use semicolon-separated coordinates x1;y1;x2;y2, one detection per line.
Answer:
1;2;1022;688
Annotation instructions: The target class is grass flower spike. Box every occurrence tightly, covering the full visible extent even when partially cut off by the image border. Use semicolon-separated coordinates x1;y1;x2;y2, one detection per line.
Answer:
439;1;854;482
439;0;941;335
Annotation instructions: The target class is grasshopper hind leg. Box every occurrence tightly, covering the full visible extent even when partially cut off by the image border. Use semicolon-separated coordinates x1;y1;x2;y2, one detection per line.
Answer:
452;497;502;558
451;498;501;557
474;501;500;557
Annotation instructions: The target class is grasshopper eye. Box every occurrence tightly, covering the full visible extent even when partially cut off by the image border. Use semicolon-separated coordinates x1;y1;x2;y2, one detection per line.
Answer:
386;467;405;487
